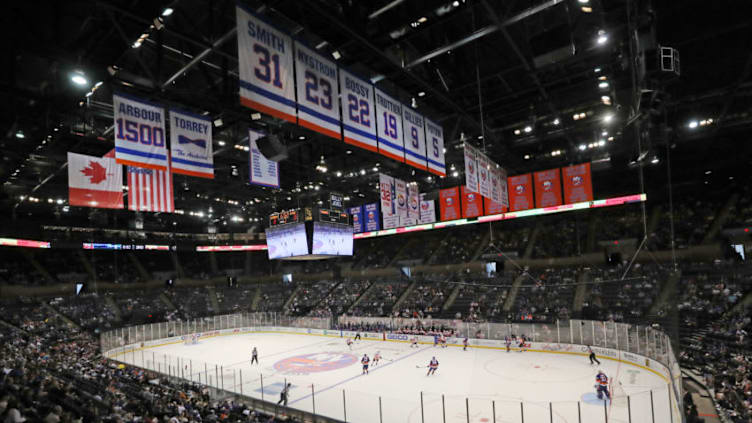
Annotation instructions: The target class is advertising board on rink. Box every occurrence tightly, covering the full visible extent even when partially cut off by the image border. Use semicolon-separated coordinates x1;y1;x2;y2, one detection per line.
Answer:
294;41;341;140
236;5;296;122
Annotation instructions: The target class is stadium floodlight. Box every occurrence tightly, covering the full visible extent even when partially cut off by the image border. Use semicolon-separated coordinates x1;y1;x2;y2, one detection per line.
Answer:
688;120;698;129
15;131;24;139
597;30;608;45
523;126;532;133
651;156;660;164
598;81;609;89
578;0;589;3
603;114;614;123
71;72;88;86
553;118;560;125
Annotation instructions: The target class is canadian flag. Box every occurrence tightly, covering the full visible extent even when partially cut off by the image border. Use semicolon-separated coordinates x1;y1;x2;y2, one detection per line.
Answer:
67;152;124;209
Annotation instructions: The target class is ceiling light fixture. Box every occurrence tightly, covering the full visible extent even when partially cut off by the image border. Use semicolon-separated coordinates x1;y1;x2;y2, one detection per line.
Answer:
71;71;88;86
162;8;174;16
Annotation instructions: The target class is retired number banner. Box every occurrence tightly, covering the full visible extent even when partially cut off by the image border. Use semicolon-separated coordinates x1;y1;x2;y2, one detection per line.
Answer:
169;108;213;178
294;41;340;140
425;119;446;176
340;69;377;152
402;108;427;170
113;93;168;171
237;5;296;122
375;89;405;163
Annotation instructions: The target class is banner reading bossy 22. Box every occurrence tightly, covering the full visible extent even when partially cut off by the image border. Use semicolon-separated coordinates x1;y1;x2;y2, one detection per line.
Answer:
237;5;296;123
113;92;168;171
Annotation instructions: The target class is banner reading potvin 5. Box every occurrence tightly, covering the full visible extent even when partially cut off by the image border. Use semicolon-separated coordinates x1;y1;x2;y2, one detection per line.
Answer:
237;5;296;122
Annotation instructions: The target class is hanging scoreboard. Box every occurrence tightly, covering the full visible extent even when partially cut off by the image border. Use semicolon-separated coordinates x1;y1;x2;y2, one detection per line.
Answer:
294;41;341;140
375;89;405;163
402;108;427;170
425;118;446;176
340;69;378;152
236;5;296;123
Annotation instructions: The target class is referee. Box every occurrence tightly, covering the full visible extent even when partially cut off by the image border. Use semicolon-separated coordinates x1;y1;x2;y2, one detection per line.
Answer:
587;345;601;365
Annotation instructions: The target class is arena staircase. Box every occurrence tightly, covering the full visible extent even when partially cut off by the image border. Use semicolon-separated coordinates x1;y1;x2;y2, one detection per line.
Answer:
127;252;152;281
702;192;739;244
346;280;376;313
392;280;417;314
20;249;55;283
159;292;179;315
470;231;491;262
522;222;542;259
309;280;343;312
387;238;418;267
170;251;185;278
572;269;591;313
104;295;122;321
282;285;303;312
646;205;663;237
206;286;220;314
585;217;598;252
647;269;681;317
440;283;462;314
250;285;262;311
41;301;80;329
426;231;451;264
76;251;97;282
502;273;526;312
209;252;219;274
0;318;27;334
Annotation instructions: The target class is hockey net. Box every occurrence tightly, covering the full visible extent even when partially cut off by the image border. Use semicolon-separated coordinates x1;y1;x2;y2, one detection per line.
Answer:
184;334;199;345
609;381;628;407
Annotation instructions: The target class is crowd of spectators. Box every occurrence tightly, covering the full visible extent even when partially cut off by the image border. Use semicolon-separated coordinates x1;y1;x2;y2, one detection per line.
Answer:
512;268;577;322
284;280;339;316
0;305;285;422
335;320;457;337
348;279;409;317
397;279;450;318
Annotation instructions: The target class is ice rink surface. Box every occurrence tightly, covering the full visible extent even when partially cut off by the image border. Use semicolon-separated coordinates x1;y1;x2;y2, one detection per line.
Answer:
122;332;674;423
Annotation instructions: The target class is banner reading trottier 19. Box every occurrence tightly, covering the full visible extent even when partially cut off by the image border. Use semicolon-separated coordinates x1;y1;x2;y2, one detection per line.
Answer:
236;5;296;123
425;119;446;177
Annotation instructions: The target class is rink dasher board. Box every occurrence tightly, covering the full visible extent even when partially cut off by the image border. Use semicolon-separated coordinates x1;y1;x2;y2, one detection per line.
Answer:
104;326;674;385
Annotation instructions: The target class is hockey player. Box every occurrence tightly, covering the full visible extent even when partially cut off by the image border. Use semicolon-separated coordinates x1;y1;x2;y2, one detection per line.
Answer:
587;345;601;365
595;370;611;400
505;335;512;352
361;354;370;375
426;357;439;376
411;336;419;348
373;351;381;366
354;332;361;341
346;337;353;350
439;334;448;348
518;334;527;352
463;337;469;351
433;334;439;347
251;347;259;365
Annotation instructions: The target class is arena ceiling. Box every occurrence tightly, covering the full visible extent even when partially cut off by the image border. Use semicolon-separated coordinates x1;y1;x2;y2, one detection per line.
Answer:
1;0;751;234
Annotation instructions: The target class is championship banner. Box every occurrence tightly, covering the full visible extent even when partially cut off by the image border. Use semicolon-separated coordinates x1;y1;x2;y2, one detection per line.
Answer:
249;130;280;188
67;152;124;209
364;203;381;231
402;108;427;170
407;183;420;221
419;197;436;224
294;41;340;140
439;187;461;221
483;197;507;215
395;178;408;223
236;5;296;123
508;174;534;212
349;205;364;233
113;92;168;171
379;173;399;229
340;69;377;152
375;89;405;162
562;162;594;204
490;167;509;207
534;168;563;208
477;153;491;199
461;185;483;218
425;119;446;176
464;143;479;193
169;108;213;178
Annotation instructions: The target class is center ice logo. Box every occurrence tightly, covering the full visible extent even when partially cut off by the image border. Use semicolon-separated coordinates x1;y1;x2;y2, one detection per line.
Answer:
274;352;357;374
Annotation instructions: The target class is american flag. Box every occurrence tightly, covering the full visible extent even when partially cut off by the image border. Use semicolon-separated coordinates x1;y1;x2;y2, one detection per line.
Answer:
127;165;174;212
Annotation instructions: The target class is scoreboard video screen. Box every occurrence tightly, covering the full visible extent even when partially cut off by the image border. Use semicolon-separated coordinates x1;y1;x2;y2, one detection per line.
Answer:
312;222;353;256
265;223;309;259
